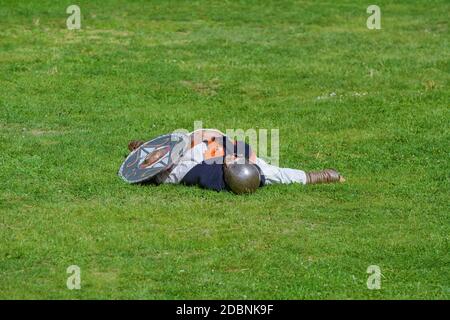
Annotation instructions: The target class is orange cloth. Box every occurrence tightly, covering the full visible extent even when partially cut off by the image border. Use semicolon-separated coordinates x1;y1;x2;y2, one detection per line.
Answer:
203;139;225;160
191;136;256;162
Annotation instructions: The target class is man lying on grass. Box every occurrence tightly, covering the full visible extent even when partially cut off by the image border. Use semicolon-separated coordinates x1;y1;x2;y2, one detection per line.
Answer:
126;129;345;194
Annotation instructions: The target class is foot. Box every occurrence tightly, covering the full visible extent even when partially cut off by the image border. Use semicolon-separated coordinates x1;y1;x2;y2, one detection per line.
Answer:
305;169;345;184
128;140;144;152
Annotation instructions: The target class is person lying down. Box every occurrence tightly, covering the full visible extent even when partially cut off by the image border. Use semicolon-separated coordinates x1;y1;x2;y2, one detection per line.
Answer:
127;129;345;194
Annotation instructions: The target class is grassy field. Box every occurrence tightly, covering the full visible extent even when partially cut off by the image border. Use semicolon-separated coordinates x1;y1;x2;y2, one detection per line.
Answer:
0;0;449;299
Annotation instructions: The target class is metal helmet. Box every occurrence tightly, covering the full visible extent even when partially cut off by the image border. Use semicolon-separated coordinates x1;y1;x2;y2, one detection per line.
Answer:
223;163;261;194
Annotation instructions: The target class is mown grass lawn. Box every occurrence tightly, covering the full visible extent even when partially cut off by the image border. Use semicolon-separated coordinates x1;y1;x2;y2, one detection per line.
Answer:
0;0;448;299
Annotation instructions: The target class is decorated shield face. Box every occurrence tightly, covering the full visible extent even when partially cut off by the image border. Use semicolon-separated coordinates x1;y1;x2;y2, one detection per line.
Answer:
139;146;170;169
118;133;188;184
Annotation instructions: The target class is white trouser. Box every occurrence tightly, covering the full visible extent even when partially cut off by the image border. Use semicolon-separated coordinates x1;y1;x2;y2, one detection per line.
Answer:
256;158;307;185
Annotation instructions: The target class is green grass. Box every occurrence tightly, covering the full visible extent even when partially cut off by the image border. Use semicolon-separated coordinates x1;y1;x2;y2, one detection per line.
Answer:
0;0;449;299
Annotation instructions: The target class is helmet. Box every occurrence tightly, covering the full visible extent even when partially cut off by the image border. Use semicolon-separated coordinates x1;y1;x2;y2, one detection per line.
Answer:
224;162;261;194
